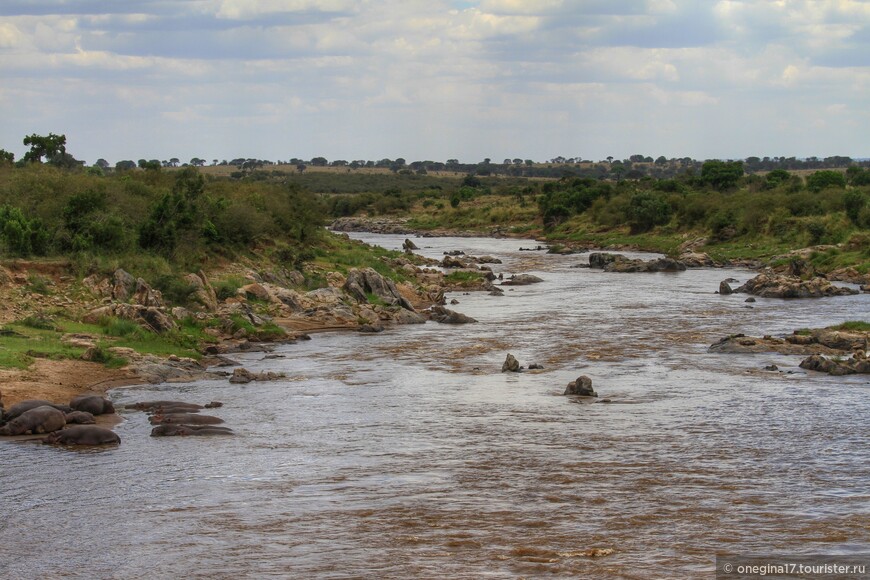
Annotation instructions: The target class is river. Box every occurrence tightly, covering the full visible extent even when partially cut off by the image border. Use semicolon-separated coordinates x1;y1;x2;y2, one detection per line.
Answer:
1;233;868;579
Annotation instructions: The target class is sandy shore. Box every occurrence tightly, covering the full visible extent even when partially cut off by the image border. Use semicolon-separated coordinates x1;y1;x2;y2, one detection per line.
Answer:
0;358;140;408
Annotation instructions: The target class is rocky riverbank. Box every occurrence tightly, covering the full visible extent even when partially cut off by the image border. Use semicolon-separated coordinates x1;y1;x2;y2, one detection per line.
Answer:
709;325;870;376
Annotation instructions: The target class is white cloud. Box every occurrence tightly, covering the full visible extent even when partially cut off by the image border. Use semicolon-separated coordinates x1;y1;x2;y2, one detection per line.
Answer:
0;0;868;161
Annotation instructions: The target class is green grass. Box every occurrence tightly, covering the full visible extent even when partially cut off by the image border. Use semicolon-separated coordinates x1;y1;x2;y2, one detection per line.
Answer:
832;321;870;332
365;292;389;306
443;270;486;286
310;232;409;283
0;324;86;369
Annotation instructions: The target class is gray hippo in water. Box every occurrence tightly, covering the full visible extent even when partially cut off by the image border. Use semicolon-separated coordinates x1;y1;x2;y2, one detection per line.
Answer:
126;400;204;412
43;425;120;446
151;424;234;437
0;406;66;436
149;413;225;426
70;395;115;416
64;411;96;425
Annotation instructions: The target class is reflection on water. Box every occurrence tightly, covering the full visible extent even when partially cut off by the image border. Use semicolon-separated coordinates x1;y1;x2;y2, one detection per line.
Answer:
2;234;869;579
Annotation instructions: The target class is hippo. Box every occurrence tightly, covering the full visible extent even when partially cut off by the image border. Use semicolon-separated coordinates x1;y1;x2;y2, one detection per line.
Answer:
43;426;120;446
149;413;225;426
126;400;204;411
70;395;116;416
64;411;96;425
147;405;203;416
3;400;71;423
151;424;234;437
0;406;66;436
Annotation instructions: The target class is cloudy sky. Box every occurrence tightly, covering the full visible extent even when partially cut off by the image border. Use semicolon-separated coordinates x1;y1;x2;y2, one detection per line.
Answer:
1;0;868;165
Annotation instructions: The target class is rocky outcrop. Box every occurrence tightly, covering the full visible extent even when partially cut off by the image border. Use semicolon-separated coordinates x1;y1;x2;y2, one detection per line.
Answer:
84;303;176;332
428;305;477;324
112;269;136;301
709;328;869;357
185;271;218;311
587;253;686;273
564;376;597;396
330;217;414;234
679;252;718;268
132;278;163;308
501;274;544;286
343;268;415;310
111;349;227;384
735;272;859;298
799;352;870;375
502;353;520;372
228;368;287;384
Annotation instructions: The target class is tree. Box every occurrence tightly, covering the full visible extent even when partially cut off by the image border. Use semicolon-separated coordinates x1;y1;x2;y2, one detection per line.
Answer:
310;157;328;166
190;158;206;167
169;157;180;167
700;160;744;191
655;156;667;166
95;158;110;170
628;192;672;233
115;160;136;171
843;190;867;225
22;133;66;164
0;149;13;164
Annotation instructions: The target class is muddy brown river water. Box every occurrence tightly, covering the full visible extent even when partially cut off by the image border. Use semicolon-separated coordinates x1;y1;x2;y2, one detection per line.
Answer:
2;233;869;579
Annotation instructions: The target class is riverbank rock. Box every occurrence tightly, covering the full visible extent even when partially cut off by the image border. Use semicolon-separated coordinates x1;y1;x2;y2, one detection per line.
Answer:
679;252;718;268
84;304;176;333
501;274;544;286
709;329;869;356
735;272;859;298
502;354;521;372
330;217;413;234
564;376;597;397
428;305;477;324
344;268;415;311
185;271;218;311
799;352;870;376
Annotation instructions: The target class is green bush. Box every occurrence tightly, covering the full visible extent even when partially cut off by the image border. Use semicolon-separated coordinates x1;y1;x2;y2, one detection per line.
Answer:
806;170;846;192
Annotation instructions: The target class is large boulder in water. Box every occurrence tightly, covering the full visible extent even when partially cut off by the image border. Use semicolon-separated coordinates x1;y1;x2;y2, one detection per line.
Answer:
564;376;597;396
736;272;858;298
501;274;544;286
428;305;477;324
502;353;520;372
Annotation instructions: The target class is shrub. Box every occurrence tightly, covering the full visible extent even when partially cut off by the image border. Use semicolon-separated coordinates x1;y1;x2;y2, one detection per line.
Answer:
806;170;846;192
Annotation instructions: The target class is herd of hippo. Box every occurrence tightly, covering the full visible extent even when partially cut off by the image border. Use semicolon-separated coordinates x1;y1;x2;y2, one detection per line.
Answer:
0;393;234;447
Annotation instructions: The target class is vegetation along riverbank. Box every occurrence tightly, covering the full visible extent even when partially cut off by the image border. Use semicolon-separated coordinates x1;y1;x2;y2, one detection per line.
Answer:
1;135;869;410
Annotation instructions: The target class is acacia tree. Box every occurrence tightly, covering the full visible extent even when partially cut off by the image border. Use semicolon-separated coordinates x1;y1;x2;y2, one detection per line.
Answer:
22;133;67;164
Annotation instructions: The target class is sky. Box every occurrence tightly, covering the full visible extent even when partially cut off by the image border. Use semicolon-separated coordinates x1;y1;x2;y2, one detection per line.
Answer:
1;0;869;165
